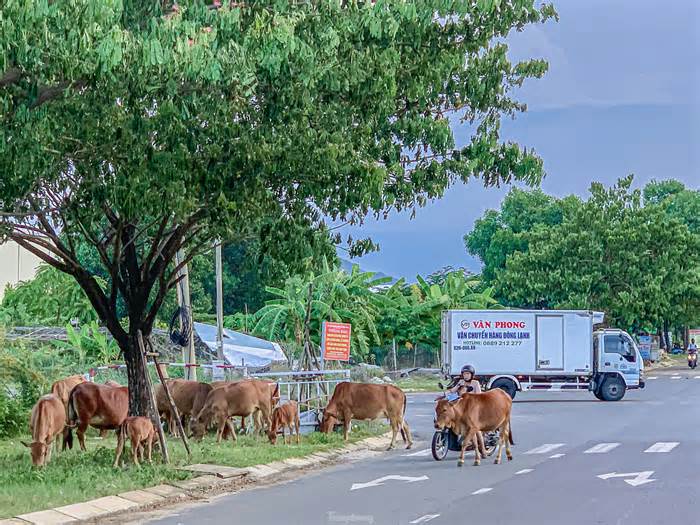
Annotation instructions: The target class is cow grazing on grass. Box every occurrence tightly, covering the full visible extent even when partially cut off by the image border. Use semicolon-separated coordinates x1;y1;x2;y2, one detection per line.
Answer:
155;379;213;436
267;401;300;445
216;379;280;437
113;416;157;467
23;394;66;467
320;382;413;450
50;375;85;410
65;382;128;451
190;380;275;443
434;388;514;467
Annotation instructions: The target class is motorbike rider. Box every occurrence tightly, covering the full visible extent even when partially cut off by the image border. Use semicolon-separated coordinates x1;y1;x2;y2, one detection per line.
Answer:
689;339;698;353
447;364;482;396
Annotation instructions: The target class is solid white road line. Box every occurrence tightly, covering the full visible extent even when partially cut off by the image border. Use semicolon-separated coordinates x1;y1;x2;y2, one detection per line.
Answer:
402;449;431;457
549;453;565;459
644;442;679;453
409;514;440;524
525;443;565;455
584;442;621;454
471;488;493;495
515;469;534;475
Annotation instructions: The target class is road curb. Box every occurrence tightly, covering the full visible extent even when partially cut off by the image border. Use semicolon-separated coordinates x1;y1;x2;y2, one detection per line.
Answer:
8;432;393;524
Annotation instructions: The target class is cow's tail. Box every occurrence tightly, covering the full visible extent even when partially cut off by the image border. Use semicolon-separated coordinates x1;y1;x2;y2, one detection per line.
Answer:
399;392;407;442
508;423;515;446
63;388;78;450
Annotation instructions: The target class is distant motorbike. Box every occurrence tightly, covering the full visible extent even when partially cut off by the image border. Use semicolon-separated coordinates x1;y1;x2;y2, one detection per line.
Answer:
432;378;497;461
689;351;697;369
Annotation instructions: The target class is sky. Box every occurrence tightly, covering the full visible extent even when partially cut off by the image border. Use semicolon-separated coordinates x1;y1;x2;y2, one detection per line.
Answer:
340;0;700;280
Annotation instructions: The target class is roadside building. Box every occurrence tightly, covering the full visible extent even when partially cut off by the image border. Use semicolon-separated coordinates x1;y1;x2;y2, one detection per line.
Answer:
0;240;42;301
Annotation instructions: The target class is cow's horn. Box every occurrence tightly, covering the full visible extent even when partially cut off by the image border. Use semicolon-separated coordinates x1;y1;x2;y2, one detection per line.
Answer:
20;440;30;448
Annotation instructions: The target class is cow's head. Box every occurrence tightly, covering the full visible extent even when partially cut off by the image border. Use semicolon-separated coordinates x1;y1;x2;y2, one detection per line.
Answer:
22;440;49;467
189;409;210;441
318;408;338;434
270;383;280;407
434;399;457;431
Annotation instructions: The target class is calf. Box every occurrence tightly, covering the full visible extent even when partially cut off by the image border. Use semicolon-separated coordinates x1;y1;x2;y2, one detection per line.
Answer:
113;416;156;467
434;388;514;467
267;401;300;445
22;394;66;467
190;380;274;443
65;382;128;451
320;382;413;450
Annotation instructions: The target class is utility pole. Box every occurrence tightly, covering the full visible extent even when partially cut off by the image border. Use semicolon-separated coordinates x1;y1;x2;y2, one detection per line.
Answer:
392;338;398;371
174;250;196;381
215;241;225;361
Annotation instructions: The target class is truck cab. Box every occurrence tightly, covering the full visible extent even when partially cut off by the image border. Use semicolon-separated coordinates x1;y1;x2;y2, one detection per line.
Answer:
592;329;644;400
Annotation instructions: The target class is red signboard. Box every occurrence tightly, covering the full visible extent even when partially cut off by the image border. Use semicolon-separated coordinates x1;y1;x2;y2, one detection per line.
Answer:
322;322;352;361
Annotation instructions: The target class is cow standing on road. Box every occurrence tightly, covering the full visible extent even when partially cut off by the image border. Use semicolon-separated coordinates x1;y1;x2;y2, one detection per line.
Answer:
320;382;413;450
23;394;66;467
434;388;514;467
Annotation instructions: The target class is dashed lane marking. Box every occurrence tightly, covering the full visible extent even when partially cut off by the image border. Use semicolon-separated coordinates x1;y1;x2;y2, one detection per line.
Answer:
515;469;534;475
402;449;431;457
471;488;493;495
584;443;620;454
549;453;565;459
525;443;565;455
671;376;682;380
409;514;440;524
646;377;658;380
644;442;679;453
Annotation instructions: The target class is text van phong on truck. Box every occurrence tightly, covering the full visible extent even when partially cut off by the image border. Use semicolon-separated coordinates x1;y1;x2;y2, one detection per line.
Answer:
441;310;644;401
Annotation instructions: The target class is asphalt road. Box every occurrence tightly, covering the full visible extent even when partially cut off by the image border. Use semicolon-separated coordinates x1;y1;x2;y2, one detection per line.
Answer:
150;369;699;525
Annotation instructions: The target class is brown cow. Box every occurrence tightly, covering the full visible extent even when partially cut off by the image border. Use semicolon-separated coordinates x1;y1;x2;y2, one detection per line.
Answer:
215;379;279;437
190;380;274;443
155;379;213;436
434;389;514;467
320;382;413;450
65;382;128;451
50;375;85;410
267;401;300;445
113;416;156;467
22;394;66;467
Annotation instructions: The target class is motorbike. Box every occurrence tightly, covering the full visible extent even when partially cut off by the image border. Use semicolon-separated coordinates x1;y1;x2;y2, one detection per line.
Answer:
689;351;697;369
431;377;498;461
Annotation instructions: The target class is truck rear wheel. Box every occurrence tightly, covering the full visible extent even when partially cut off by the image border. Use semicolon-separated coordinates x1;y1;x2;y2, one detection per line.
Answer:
491;378;517;400
599;376;625;402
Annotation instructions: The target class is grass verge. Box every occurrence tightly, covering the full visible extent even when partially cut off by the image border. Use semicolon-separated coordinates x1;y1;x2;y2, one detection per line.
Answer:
394;375;441;392
0;424;386;519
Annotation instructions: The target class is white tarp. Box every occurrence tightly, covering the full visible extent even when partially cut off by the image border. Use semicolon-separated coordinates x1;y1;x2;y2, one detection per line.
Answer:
193;322;286;368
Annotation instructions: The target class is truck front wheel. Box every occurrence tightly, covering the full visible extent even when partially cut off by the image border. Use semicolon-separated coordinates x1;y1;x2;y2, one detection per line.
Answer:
599;376;625;402
491;378;517;400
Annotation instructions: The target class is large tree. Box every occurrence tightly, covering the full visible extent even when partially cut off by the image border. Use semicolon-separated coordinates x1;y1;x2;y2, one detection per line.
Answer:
0;0;555;415
496;177;700;333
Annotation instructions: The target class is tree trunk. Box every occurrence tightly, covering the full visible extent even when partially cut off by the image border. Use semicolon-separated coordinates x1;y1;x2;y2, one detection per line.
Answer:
122;334;153;416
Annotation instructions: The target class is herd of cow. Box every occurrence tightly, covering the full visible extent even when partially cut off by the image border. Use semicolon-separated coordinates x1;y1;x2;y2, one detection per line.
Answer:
20;373;417;468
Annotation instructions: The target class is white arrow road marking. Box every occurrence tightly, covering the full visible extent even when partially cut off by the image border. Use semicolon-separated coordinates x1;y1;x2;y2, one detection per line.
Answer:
585;442;620;454
471;488;493;495
409;514;440;524
644;442;679;453
598;471;656;487
549;453;565;459
350;475;429;491
515;469;533;475
525;444;565;455
402;449;431;457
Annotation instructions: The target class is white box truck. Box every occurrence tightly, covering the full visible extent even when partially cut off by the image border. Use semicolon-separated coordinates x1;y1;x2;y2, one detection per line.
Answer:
441;310;644;401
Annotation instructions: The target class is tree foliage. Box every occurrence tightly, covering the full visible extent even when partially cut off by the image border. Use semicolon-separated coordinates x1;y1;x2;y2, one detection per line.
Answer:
495;177;700;332
0;0;555;413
